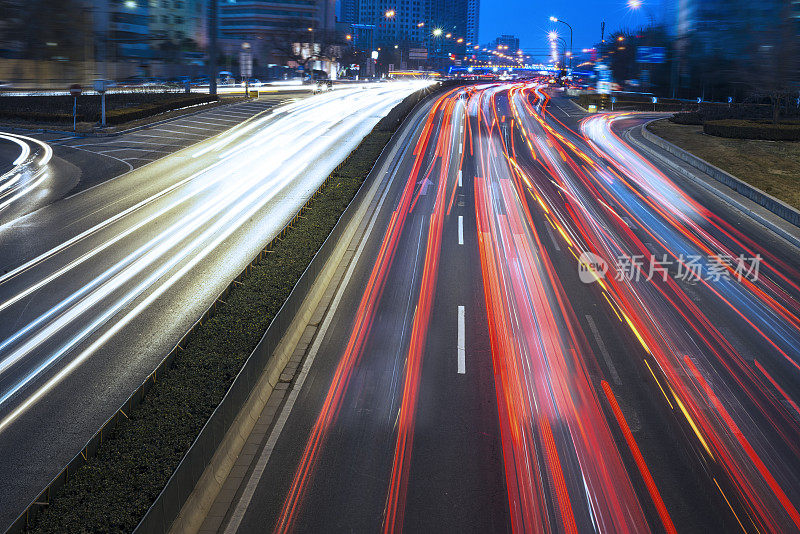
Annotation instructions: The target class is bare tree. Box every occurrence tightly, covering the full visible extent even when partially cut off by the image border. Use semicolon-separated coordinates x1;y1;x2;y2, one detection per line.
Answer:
745;0;800;123
266;19;343;70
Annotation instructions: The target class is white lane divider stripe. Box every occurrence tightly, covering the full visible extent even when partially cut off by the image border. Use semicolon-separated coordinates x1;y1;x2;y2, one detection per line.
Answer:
458;215;464;245
457;306;466;374
458;169;462;187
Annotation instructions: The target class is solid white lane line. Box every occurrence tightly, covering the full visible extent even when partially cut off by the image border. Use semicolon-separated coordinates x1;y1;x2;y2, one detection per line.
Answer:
0;134;30;165
458;169;462;187
585;314;622;385
457;306;465;374
458;215;464;245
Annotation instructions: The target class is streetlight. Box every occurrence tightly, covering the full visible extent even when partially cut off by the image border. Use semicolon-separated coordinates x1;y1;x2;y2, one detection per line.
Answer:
549;16;573;70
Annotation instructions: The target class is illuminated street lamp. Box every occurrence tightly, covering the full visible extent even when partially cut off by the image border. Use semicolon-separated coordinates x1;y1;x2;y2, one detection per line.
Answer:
385;9;395;17
549;16;573;69
432;28;443;36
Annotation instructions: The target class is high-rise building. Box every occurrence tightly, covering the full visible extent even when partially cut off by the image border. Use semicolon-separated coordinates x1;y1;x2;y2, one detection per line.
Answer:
353;0;470;67
356;0;426;49
466;0;479;45
339;0;359;25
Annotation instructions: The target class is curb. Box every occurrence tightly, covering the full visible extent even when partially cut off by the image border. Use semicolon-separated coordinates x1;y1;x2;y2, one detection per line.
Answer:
641;122;800;229
166;102;431;534
130;87;438;534
628;124;800;251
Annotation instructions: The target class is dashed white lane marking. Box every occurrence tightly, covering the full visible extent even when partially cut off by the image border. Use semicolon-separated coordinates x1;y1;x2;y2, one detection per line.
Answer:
457;306;466;374
458;215;464;245
545;225;562;252
458;169;462;187
585;314;622;385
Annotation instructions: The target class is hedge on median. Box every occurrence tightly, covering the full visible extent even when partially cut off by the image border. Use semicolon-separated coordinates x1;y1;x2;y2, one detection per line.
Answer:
703;119;800;141
24;86;434;534
0;93;218;125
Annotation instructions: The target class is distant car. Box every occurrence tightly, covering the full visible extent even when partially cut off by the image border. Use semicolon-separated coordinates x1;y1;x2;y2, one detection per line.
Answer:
218;71;235;85
313;80;333;93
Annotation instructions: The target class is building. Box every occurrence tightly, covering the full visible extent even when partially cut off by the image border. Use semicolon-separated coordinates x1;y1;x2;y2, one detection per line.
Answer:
339;0;359;25
491;34;519;54
90;0;151;61
356;0;426;49
148;0;207;46
665;0;800;96
351;0;471;69
466;0;479;45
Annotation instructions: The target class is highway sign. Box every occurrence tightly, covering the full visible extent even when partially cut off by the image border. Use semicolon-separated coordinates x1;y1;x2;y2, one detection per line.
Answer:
636;46;666;64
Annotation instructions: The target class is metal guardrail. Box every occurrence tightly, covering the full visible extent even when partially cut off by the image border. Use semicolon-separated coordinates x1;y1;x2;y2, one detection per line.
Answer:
6;85;436;534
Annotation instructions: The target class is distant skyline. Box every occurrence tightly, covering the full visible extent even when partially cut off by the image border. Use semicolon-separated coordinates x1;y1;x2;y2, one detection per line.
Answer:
479;0;667;59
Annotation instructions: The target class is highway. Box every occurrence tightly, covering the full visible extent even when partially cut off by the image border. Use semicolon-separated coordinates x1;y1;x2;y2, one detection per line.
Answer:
0;81;430;530
224;84;800;533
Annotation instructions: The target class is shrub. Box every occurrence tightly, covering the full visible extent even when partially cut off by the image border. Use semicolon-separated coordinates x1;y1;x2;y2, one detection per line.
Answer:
703;119;800;141
0;93;217;125
670;111;703;125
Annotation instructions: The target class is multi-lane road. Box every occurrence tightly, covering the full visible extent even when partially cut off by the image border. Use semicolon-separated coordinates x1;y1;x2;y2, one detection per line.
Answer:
0;81;430;530
221;84;800;533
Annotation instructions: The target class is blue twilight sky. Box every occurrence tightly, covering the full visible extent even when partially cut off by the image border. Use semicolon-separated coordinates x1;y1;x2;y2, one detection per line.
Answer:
479;0;667;59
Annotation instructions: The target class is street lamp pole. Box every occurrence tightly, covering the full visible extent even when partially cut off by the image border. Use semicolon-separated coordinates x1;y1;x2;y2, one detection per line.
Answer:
549;16;573;70
209;0;217;96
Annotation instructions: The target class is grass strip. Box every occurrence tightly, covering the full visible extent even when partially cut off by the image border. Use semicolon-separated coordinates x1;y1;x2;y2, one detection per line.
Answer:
26;88;430;534
647;119;800;211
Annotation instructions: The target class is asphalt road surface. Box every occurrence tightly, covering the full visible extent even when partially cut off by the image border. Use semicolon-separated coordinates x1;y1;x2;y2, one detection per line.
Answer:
0;81;431;530
0;94;304;227
226;84;800;533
